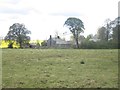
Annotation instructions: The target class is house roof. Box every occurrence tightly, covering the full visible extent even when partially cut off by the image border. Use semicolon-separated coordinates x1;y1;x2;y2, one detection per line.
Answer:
53;38;70;45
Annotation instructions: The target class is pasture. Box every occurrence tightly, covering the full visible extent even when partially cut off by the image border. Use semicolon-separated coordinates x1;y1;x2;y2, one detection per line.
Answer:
2;49;118;88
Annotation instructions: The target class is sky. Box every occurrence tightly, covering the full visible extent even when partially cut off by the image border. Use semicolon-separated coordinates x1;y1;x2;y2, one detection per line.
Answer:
0;0;119;40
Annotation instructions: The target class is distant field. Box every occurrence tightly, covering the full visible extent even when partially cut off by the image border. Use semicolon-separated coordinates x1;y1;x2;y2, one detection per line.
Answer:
2;49;118;88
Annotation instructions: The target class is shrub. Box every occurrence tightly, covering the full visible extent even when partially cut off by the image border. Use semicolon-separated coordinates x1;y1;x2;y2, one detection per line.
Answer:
8;43;13;48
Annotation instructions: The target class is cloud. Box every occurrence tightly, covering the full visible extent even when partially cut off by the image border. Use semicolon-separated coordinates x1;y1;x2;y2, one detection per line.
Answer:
0;0;119;40
49;12;82;17
0;0;39;15
0;7;28;15
0;6;38;15
0;0;21;4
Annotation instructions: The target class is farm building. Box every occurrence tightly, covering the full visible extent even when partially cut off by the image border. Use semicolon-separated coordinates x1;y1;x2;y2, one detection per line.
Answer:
47;35;71;48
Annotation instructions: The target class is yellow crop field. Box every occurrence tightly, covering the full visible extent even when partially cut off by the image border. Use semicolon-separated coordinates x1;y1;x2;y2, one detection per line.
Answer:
0;40;20;48
0;40;43;48
29;40;43;45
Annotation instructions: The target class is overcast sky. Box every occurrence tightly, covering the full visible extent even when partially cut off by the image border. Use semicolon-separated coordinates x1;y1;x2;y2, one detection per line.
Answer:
0;0;119;40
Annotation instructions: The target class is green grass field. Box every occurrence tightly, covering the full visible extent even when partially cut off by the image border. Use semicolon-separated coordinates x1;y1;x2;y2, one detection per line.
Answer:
2;49;118;88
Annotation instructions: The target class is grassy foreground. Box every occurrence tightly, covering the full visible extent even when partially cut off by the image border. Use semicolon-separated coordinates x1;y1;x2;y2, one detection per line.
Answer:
2;49;118;88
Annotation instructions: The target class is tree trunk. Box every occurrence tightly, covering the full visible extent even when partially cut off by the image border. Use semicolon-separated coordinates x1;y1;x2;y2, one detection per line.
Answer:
75;38;79;48
50;35;52;47
18;35;23;48
106;23;110;42
106;30;109;41
74;30;79;49
19;38;22;48
19;42;22;48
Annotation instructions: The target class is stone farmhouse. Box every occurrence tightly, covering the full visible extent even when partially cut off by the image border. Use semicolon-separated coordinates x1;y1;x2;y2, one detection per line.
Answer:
47;35;71;48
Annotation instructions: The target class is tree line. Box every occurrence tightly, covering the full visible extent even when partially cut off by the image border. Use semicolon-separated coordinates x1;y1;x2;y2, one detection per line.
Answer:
79;17;120;49
4;17;120;49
